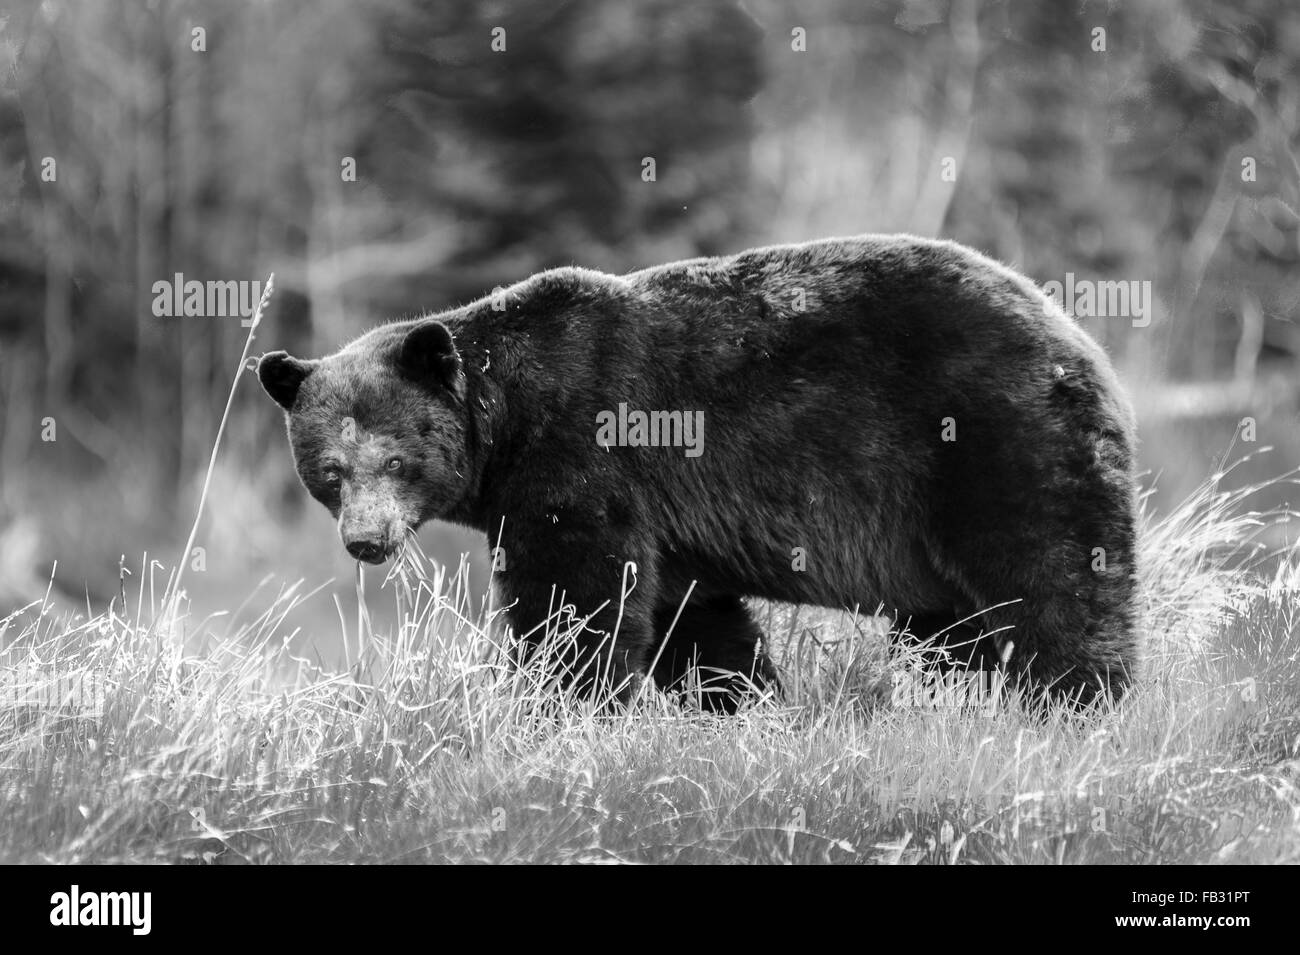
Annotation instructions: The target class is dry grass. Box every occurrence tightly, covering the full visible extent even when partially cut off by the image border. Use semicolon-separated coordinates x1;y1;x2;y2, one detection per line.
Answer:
1;457;1298;864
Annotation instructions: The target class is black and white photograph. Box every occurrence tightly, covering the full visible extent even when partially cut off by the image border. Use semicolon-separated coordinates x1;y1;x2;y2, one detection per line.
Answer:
0;0;1295;905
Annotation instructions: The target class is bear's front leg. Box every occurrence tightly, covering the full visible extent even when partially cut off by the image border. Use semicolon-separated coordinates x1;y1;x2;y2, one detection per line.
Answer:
493;512;659;706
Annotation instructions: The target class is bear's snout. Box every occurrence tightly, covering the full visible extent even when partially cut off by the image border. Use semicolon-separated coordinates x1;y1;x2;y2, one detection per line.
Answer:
337;486;407;564
344;537;390;564
339;512;401;564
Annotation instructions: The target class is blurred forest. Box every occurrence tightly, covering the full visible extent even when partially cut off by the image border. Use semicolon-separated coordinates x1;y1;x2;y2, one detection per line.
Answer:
1;0;1298;645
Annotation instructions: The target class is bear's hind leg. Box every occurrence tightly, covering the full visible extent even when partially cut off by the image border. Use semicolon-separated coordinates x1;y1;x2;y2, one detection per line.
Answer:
650;591;779;713
925;504;1137;707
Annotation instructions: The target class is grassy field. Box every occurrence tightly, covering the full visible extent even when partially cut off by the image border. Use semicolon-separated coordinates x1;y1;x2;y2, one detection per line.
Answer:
1;459;1298;864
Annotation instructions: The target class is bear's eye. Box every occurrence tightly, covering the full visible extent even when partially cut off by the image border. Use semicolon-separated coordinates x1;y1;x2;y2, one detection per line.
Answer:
322;468;342;487
386;457;403;473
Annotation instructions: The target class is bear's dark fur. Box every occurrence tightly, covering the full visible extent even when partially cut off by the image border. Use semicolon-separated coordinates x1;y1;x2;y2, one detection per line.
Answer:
259;235;1139;710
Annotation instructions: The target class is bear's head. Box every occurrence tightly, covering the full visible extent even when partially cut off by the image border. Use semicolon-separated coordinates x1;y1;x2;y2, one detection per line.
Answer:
257;319;469;564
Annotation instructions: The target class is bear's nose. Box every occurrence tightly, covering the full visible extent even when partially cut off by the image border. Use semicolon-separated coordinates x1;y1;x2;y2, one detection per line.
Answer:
345;539;387;564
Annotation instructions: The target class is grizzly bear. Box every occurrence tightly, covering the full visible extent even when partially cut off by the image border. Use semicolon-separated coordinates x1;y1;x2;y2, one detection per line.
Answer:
258;235;1138;711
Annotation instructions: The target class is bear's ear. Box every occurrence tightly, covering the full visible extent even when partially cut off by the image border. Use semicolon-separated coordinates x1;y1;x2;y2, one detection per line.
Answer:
257;351;316;411
399;320;465;402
